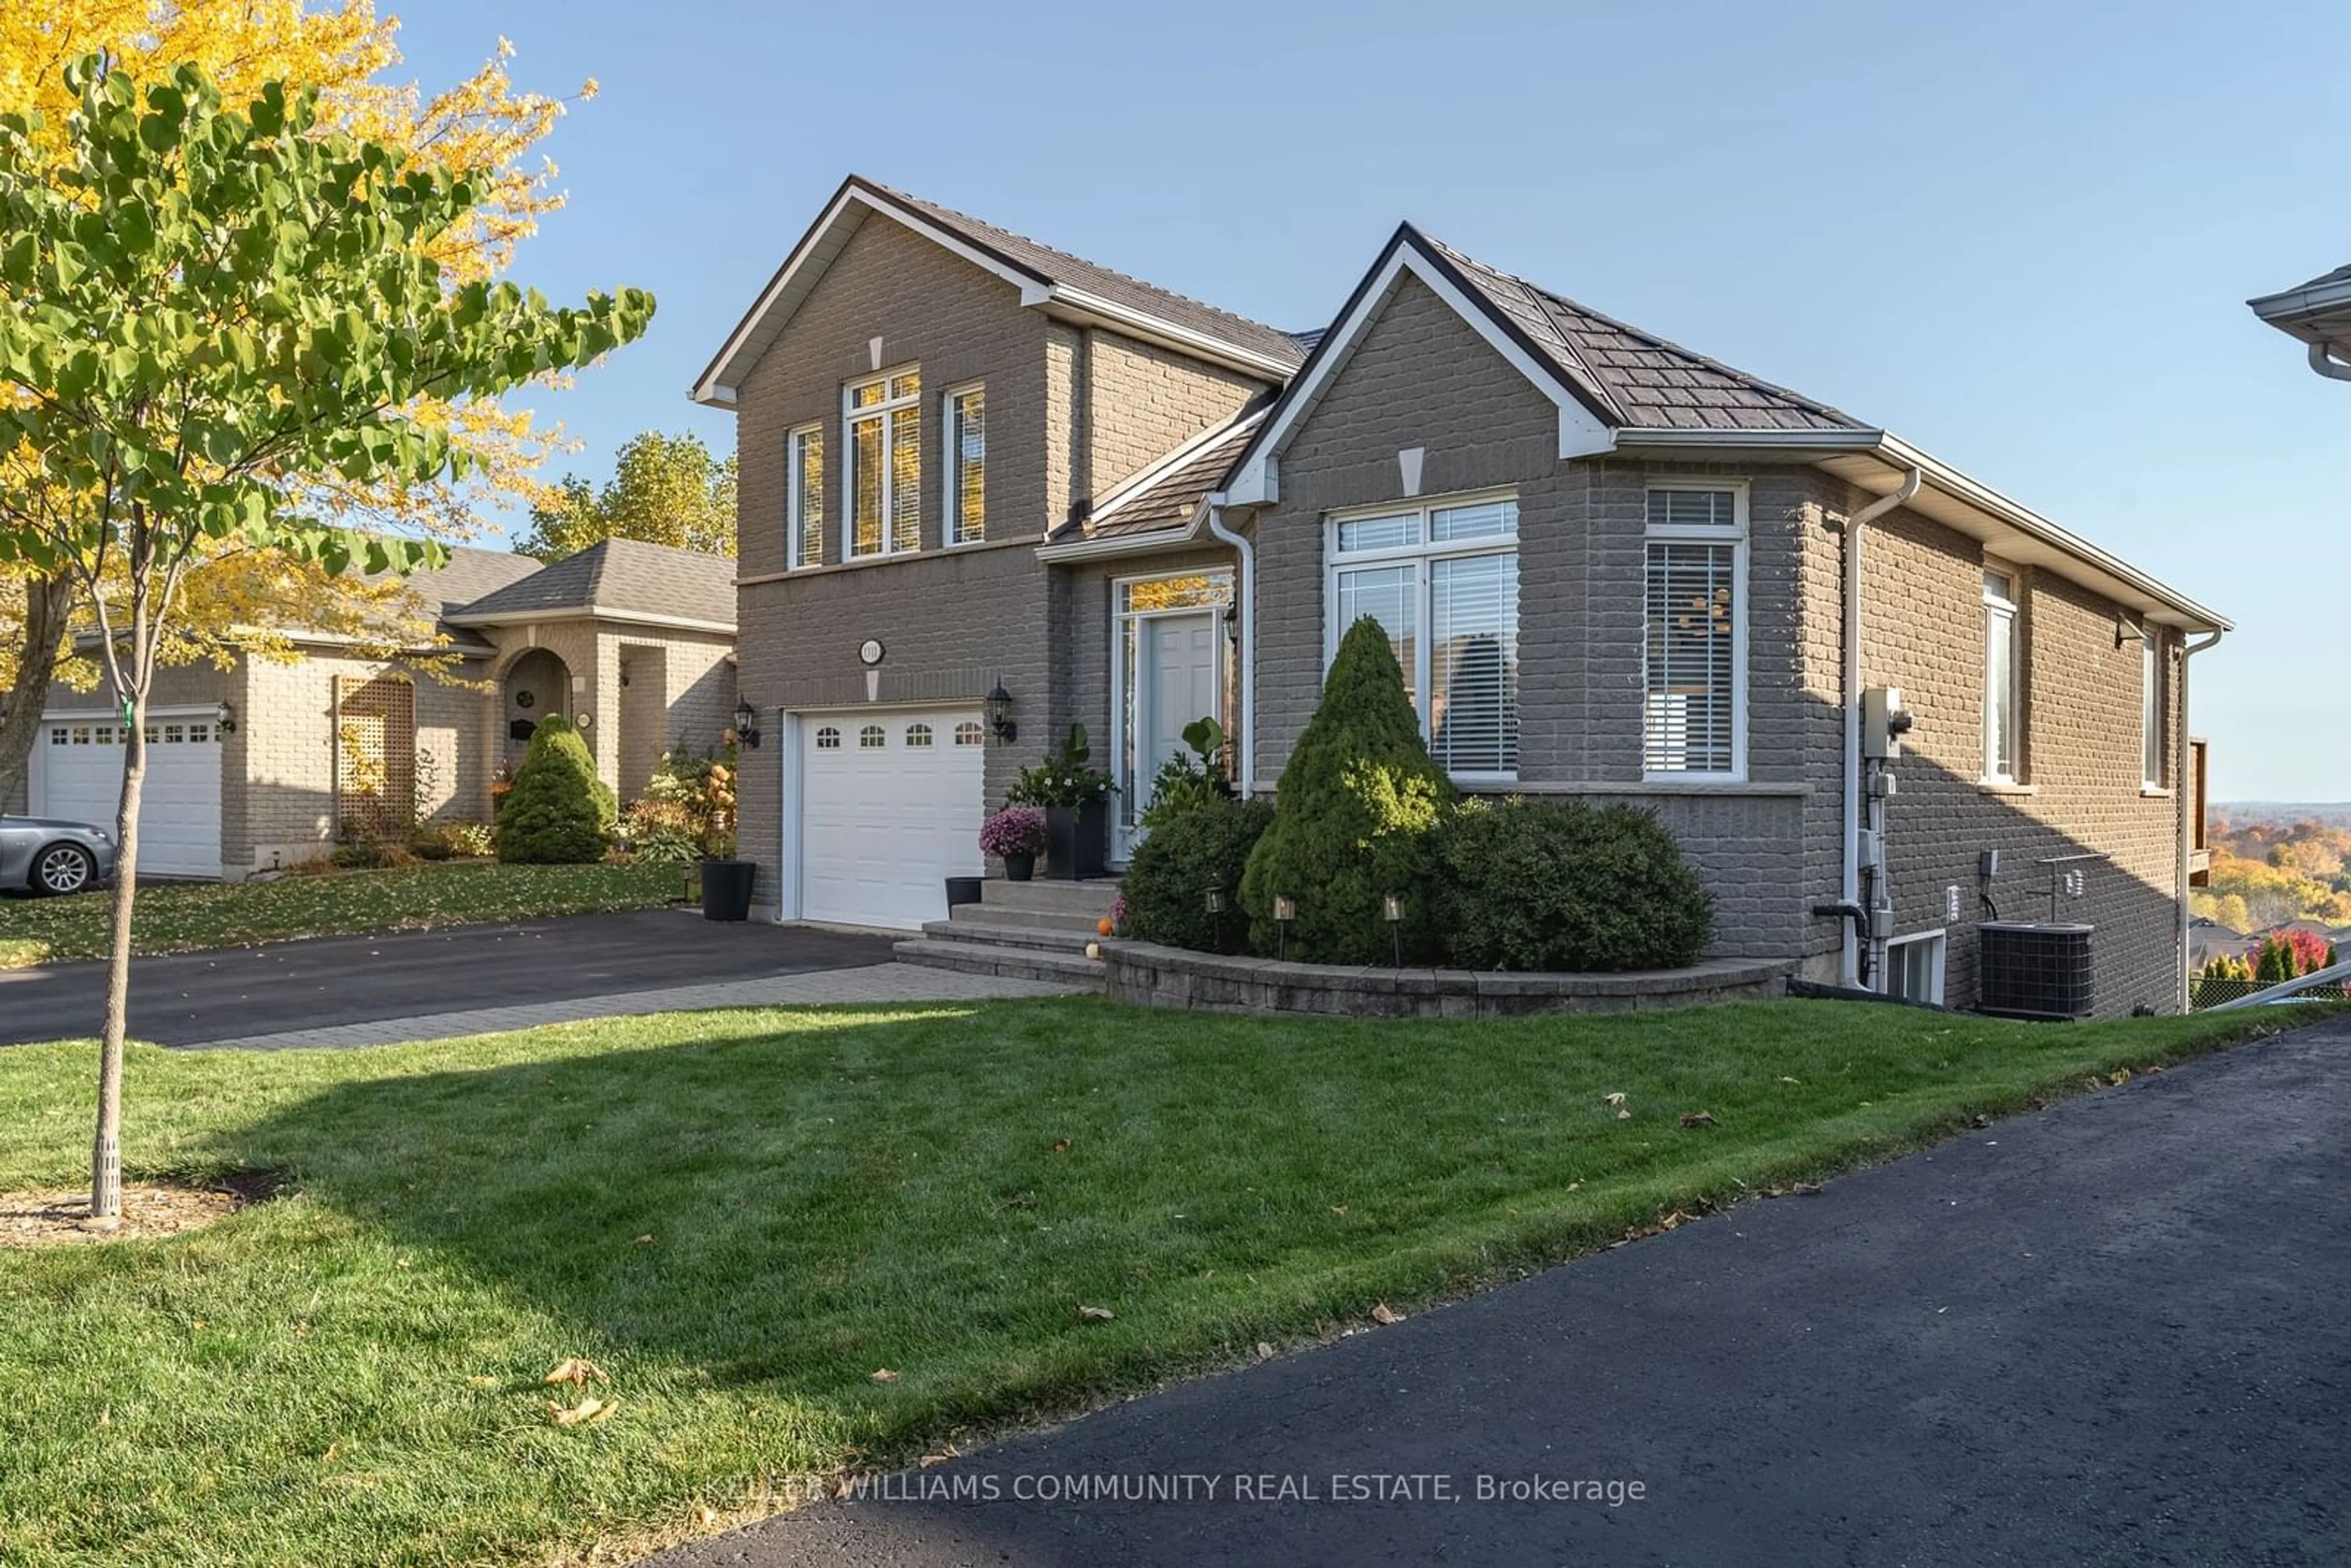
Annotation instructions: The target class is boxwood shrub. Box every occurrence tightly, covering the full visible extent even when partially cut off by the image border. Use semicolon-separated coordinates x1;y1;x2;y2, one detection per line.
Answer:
1431;798;1713;972
1121;797;1273;955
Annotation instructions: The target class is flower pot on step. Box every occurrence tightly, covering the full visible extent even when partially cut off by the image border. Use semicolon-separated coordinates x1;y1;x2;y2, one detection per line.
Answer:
1044;800;1108;881
1002;852;1035;883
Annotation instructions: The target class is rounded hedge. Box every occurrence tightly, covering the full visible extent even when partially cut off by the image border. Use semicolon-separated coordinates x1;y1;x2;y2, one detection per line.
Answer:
1239;617;1455;963
1121;797;1274;955
495;715;609;865
1431;799;1713;972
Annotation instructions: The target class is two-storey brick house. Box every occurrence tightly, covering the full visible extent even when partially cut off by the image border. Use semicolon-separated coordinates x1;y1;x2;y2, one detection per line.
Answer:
702;178;2227;1014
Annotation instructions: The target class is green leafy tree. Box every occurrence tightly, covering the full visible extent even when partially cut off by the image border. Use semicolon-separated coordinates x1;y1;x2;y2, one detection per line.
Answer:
0;58;652;1224
495;716;610;863
516;429;735;560
1239;617;1455;962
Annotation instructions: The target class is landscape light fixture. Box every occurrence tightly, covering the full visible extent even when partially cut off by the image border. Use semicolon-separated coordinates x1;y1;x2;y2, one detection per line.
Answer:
1204;887;1226;915
732;697;762;749
1272;893;1296;961
1383;893;1406;967
986;681;1018;744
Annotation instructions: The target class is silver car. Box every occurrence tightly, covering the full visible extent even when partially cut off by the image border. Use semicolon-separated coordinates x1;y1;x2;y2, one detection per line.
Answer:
0;815;119;896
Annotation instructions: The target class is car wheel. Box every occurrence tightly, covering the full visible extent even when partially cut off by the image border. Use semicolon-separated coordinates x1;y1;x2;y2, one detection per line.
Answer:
31;842;94;896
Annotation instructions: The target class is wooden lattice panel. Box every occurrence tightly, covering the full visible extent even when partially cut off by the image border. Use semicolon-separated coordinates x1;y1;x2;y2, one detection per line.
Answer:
334;674;416;840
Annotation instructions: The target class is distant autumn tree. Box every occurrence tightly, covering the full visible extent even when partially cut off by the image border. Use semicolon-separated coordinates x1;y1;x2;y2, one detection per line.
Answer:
0;0;597;806
517;430;737;560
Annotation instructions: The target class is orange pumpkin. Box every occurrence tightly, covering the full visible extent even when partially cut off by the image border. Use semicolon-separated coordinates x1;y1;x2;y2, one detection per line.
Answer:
1097;917;1115;936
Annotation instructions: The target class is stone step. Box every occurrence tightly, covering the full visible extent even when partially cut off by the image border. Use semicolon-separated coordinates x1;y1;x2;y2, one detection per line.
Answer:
978;878;1121;918
948;902;1106;936
925;918;1097;953
893;937;1104;988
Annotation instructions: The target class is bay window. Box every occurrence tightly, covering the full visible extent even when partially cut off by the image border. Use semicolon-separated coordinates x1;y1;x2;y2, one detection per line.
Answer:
1643;486;1746;779
1327;495;1519;779
846;367;921;558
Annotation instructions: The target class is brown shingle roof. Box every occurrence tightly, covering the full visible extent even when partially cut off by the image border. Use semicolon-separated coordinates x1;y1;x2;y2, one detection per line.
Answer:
1419;231;1864;433
1081;411;1267;541
451;538;735;628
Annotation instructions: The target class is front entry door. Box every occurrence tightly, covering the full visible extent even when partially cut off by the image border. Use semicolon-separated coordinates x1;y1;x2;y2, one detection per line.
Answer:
1133;612;1220;850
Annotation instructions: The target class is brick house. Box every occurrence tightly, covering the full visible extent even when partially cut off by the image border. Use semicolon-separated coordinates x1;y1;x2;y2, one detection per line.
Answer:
702;176;2226;1014
8;538;737;879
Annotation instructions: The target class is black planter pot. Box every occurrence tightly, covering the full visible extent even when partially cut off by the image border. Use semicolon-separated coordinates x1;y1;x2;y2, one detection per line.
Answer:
945;874;984;906
1044;800;1108;881
1000;853;1035;883
699;857;756;921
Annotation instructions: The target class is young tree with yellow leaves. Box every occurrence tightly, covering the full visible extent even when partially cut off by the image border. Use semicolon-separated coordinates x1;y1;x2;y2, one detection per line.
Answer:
0;0;597;805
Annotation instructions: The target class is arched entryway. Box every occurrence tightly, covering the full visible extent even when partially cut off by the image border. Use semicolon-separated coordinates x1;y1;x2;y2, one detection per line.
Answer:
503;647;570;772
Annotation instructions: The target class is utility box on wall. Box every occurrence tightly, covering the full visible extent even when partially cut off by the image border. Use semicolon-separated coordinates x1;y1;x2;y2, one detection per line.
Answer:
1978;921;2095;1019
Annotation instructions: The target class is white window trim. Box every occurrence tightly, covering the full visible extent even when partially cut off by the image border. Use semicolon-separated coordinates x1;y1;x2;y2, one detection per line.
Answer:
1641;481;1749;784
1324;487;1520;785
1110;569;1235;862
1982;565;2021;786
844;364;921;560
2140;628;2162;790
786;421;822;571
1886;929;1948;1004
943;381;985;547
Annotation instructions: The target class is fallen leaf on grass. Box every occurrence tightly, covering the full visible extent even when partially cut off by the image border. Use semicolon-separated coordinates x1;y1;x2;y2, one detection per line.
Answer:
918;1444;961;1468
467;1375;500;1389
633;1234;655;1245
1369;1302;1401;1325
1779;1076;1802;1085
1256;1342;1275;1362
1078;1305;1116;1321
1051;1138;1071;1153
1603;1092;1630;1120
1791;1182;1823;1196
547;1396;619;1427
870;1368;899;1383
1679;1111;1718;1128
544;1357;609;1387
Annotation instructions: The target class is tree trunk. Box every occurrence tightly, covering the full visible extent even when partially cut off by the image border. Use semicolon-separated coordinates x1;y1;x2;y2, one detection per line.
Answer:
89;698;144;1227
0;572;72;809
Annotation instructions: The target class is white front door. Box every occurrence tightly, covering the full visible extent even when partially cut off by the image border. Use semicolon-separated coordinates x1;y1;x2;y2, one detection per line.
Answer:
1126;612;1219;851
35;714;224;878
796;707;986;930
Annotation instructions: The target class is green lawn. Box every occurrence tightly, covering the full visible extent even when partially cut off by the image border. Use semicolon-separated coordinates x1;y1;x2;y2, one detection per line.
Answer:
0;860;687;967
0;997;2308;1567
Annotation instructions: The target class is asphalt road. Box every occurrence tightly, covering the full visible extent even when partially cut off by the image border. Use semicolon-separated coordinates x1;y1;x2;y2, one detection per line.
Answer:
650;1016;2351;1568
0;909;896;1046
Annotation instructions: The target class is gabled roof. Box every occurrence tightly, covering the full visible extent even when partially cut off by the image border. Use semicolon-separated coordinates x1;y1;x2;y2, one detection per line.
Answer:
1070;408;1269;543
446;538;735;631
692;177;1305;406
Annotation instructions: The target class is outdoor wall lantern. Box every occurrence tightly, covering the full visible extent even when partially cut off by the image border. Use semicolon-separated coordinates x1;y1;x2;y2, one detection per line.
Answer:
986;680;1018;744
733;697;763;749
214;700;237;735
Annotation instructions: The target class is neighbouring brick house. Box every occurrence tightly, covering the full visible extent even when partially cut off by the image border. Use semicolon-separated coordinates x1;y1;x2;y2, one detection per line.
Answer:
702;176;2226;1014
9;538;737;879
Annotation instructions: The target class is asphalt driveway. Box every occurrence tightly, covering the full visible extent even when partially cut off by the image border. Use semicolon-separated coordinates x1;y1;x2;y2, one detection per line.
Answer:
651;1015;2351;1568
0;910;895;1046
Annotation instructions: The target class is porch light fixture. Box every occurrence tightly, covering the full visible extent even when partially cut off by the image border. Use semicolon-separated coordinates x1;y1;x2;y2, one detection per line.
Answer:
214;700;237;735
986;680;1018;744
732;697;763;749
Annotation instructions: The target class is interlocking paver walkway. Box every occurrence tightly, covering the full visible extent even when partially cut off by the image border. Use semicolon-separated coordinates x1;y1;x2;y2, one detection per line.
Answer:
189;963;1078;1051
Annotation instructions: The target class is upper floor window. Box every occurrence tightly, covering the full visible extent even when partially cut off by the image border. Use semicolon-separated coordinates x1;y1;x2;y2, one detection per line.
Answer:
1643;486;1746;779
846;367;921;558
787;422;823;569
947;384;984;545
2141;628;2164;789
1327;494;1519;779
1983;568;2021;783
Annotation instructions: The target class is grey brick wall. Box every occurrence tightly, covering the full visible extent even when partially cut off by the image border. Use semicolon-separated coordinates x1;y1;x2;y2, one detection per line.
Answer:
1085;331;1263;497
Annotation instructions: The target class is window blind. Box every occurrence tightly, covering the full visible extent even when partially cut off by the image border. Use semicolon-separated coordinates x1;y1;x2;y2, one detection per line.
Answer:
1643;539;1737;773
1429;552;1518;774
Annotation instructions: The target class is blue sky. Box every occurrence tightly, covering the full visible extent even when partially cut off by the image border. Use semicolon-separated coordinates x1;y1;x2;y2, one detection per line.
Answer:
391;0;2350;800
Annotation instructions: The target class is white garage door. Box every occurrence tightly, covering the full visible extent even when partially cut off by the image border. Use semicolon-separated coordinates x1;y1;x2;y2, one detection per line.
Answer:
37;715;223;879
799;707;986;929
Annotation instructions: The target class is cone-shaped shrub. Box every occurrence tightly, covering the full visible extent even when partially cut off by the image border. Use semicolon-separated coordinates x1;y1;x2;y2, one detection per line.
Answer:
1240;617;1455;962
495;716;609;865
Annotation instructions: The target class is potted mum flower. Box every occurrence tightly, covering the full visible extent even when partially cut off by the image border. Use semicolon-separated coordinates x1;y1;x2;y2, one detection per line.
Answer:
980;806;1048;882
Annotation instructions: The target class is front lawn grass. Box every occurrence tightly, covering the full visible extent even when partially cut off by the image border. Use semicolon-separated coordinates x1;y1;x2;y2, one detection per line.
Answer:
0;860;685;967
0;997;2310;1567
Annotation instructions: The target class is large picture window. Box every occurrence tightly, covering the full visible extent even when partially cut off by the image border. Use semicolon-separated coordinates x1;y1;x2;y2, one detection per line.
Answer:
1984;568;2020;782
1327;495;1518;779
1643;486;1746;778
787;422;823;569
846;367;921;558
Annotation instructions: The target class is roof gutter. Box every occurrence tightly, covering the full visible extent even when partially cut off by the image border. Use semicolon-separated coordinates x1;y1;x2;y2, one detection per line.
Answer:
1611;427;2229;633
1032;528;1199;565
441;607;737;635
2309;342;2351;381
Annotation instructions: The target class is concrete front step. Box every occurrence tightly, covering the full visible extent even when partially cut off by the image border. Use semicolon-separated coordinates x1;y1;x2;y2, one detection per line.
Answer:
893;937;1104;987
948;902;1106;936
924;918;1097;953
978;877;1120;919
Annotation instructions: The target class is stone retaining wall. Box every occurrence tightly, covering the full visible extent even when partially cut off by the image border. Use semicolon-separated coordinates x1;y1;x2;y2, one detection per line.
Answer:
1102;941;1791;1019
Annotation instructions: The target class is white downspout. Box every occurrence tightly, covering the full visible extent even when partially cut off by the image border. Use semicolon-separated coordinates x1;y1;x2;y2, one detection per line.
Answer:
1205;495;1254;795
2177;628;2224;1010
1839;467;1923;986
